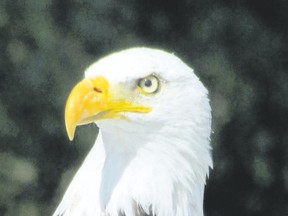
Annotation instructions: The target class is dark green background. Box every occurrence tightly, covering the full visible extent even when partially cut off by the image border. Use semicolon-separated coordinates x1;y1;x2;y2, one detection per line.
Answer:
0;0;287;215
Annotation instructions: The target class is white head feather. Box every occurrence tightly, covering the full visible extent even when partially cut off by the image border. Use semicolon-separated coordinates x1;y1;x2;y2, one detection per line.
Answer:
53;47;212;216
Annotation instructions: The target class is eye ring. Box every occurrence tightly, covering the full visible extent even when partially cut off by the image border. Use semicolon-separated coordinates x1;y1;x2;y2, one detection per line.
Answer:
137;75;160;94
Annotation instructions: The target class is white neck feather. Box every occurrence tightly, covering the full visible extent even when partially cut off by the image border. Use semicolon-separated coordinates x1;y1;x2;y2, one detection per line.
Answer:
54;120;211;216
98;119;212;216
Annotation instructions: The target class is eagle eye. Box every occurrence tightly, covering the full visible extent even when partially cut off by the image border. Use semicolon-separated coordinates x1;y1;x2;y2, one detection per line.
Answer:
137;75;159;94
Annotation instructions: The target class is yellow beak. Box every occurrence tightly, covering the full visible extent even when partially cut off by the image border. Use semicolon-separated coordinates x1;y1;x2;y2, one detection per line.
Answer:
65;76;151;141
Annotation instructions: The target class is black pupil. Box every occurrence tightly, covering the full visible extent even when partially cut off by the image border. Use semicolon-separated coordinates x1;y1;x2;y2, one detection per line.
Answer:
144;79;152;87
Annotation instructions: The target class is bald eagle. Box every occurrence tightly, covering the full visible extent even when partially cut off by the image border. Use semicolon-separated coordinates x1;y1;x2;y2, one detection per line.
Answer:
53;48;212;216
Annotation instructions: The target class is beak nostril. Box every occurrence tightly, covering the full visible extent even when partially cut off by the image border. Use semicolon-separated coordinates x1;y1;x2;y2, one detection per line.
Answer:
93;87;103;93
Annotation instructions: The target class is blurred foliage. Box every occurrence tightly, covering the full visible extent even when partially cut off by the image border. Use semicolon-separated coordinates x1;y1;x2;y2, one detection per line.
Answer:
0;0;287;215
